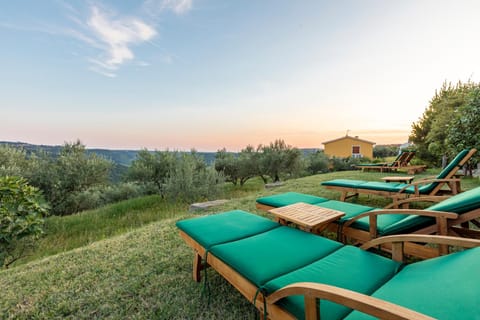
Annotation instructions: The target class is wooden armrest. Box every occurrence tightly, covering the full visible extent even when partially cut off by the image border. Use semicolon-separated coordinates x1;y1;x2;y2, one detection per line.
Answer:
384;196;450;209
409;178;461;186
396;178;460;194
361;234;480;251
343;209;457;240
343;209;458;228
267;282;434;320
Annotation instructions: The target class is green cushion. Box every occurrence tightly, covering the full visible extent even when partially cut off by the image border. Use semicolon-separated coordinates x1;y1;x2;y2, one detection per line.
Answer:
262;246;401;320
315;200;374;222
321;179;369;188
210;226;343;286
356;163;388;167
345;247;480;320
256;192;328;208
175;210;280;249
427;186;480;214
350;213;433;236
436;149;469;179
403;183;436;194
357;182;407;193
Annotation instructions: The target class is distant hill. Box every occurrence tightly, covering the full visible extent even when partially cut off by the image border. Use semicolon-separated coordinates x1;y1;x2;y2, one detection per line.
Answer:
0;141;220;166
0;141;323;167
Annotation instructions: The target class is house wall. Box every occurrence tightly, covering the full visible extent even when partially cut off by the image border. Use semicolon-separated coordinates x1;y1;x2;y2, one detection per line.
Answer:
324;137;374;158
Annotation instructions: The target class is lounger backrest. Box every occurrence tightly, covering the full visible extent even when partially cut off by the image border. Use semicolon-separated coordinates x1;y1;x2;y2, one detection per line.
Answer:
400;151;415;166
417;148;474;195
381;186;480;235
427;186;480;214
436;149;473;179
387;152;405;167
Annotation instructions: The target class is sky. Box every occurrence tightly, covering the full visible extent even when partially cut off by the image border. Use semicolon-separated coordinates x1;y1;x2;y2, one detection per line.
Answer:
2;0;480;151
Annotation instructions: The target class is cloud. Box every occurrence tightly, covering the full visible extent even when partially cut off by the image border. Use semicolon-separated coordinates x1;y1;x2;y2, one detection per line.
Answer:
142;0;193;17
162;0;193;14
2;1;189;77
86;6;157;73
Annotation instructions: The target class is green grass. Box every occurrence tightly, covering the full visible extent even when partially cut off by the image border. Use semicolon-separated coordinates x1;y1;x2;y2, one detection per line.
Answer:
1;170;479;318
14;195;188;266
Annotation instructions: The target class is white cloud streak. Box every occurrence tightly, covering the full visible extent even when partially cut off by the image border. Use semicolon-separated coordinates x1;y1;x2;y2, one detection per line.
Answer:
142;0;193;18
161;0;193;14
2;1;193;77
86;6;157;74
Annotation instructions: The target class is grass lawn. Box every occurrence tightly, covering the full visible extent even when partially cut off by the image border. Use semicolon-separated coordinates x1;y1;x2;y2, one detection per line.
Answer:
1;170;479;318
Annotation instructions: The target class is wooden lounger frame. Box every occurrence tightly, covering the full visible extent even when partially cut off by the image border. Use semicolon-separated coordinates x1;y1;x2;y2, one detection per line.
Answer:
327;148;477;205
179;229;480;320
256;199;480;259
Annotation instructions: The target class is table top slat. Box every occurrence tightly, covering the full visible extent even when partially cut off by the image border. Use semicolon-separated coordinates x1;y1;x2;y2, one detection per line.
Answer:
269;202;345;230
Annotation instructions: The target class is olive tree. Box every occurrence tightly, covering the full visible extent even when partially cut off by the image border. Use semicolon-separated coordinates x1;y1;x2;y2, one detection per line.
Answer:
410;81;478;166
259;140;303;183
446;88;480;176
0;176;48;268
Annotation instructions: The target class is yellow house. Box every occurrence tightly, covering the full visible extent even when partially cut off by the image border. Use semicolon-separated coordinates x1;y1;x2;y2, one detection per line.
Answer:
322;135;375;159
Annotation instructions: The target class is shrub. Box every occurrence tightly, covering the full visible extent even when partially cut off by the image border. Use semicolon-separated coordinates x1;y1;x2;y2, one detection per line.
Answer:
329;157;364;171
64;183;150;213
306;151;329;174
0;176;48;268
164;153;224;202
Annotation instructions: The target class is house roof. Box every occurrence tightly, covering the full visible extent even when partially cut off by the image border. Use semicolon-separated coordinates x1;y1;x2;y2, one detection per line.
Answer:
322;135;376;145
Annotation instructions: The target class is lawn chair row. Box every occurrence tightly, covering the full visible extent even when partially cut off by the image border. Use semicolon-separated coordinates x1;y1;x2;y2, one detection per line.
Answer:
177;210;480;319
256;185;480;258
355;150;413;168
323;148;476;207
355;150;426;174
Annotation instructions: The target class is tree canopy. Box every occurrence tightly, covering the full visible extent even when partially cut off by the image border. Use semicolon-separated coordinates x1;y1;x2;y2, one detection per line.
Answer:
410;81;480;169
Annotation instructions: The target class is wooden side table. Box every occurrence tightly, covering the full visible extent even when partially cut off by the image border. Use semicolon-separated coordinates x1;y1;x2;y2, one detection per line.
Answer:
268;202;345;233
381;176;415;184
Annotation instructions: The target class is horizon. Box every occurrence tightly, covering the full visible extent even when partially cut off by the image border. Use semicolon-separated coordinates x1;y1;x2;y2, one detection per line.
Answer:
2;1;480;151
2;137;405;153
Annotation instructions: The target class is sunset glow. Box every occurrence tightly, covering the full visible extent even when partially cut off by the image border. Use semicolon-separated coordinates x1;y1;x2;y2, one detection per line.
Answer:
2;1;480;151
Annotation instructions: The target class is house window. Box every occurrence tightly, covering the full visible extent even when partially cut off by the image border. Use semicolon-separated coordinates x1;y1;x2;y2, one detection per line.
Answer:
352;145;361;158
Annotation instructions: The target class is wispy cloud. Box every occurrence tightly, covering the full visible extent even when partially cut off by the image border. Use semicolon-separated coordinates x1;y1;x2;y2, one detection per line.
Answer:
1;0;193;77
86;5;156;74
143;0;193;16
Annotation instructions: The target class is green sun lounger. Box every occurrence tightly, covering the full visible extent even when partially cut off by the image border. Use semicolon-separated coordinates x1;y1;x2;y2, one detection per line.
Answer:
323;148;476;204
177;210;480;319
256;186;480;257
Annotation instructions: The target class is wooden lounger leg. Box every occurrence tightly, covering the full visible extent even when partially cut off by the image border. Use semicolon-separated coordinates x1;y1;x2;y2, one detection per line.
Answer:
193;252;203;282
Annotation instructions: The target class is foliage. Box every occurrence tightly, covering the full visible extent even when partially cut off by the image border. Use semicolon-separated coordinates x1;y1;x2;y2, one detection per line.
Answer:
258;139;304;183
126;149;175;193
373;145;399;159
237;145;263;186
64;182;150;213
0;176;48;268
410;81;479;166
164;152;224;202
215;145;266;186
33;141;113;215
0;142;115;215
127;150;224;202
306;150;329;174
328;156;363;171
0;146;30;177
214;148;240;185
446;88;480;175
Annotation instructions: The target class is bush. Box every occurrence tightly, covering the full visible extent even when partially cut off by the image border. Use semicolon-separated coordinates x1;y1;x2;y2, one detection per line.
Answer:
64;183;150;213
329;157;364;171
0;176;48;268
164;153;224;202
306;151;329;174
